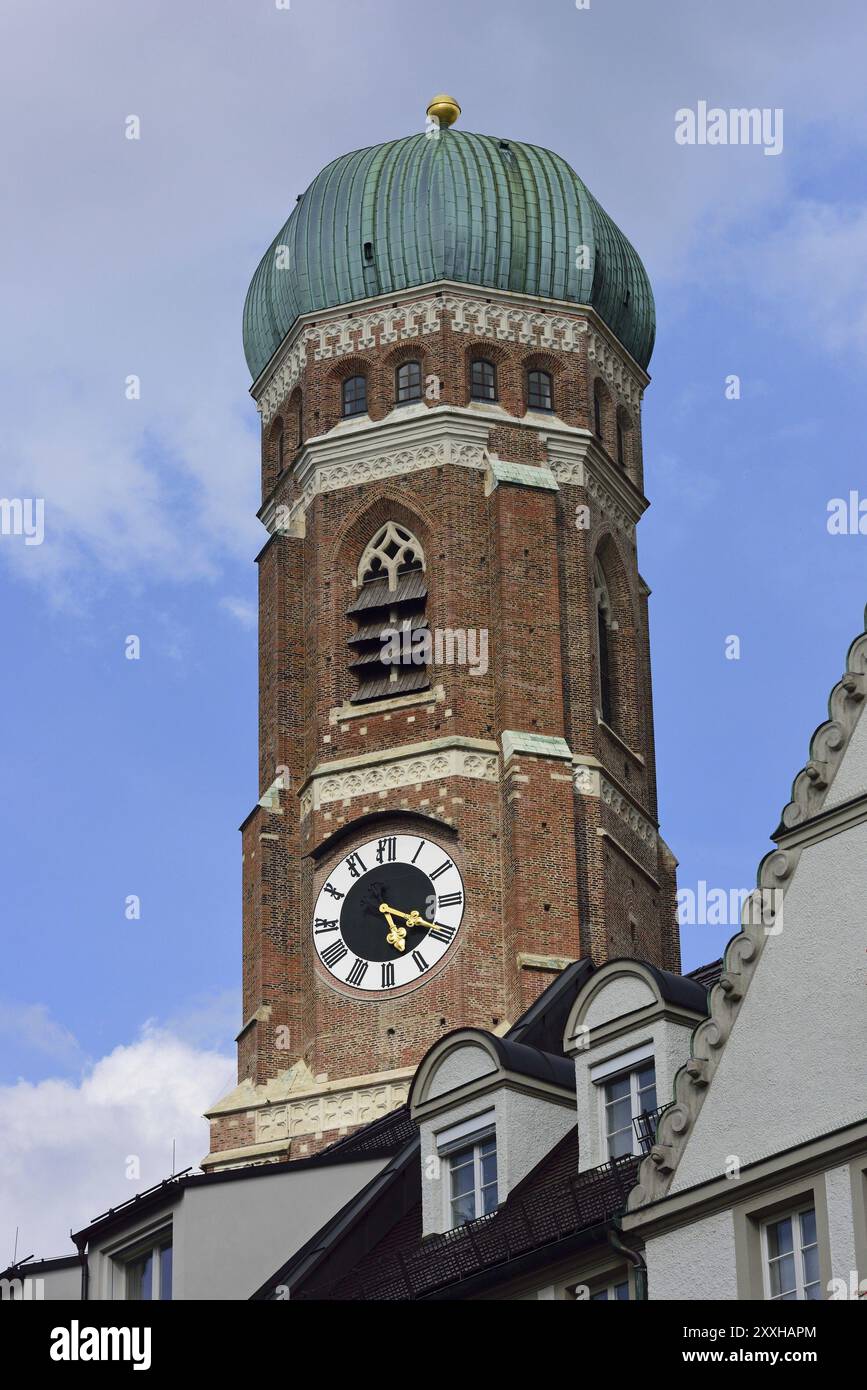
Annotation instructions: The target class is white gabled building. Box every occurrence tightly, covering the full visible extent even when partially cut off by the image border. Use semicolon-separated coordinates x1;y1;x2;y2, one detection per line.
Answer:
623;607;867;1300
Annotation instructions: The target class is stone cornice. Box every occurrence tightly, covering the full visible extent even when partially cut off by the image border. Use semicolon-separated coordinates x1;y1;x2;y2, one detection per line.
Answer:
623;1117;867;1239
298;736;499;818
258;406;648;540
251;281;648;426
627;605;867;1212
573;759;658;848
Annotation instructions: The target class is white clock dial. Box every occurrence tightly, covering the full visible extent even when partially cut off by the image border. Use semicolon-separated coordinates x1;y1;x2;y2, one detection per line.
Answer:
312;834;465;994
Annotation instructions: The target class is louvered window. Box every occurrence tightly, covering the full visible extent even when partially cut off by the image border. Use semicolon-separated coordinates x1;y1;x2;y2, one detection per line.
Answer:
348;523;429;704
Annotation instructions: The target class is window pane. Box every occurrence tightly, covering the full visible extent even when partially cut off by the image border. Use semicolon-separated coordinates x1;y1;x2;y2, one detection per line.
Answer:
608;1126;634;1159
126;1250;153;1301
605;1075;630;1103
767;1216;794;1261
606;1096;632;1132
590;1288;609;1301
637;1078;657;1113
342;376;367;416
471;359;496;400
480;1149;497;1188
799;1208;817;1248
159;1244;173;1301
801;1241;819;1291
614;1280;630;1300
397;361;422;402
450;1151;475;1199
768;1252;797;1299
636;1063;656;1093
451;1192;476;1225
528;371;552;410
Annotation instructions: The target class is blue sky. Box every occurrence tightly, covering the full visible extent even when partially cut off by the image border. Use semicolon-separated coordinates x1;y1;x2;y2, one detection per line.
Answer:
2;0;867;1255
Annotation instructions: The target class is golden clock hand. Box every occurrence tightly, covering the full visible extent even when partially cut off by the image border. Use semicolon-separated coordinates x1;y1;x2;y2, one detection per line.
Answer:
379;904;407;952
405;908;436;930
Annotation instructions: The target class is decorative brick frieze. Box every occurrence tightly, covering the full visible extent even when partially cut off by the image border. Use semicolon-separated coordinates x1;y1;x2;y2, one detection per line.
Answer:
300;737;499;817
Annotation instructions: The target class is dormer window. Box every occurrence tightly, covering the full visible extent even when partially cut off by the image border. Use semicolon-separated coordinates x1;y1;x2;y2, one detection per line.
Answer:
603;1061;657;1159
470;358;497;402
396;360;422;404
342;375;367;418
527;369;553;412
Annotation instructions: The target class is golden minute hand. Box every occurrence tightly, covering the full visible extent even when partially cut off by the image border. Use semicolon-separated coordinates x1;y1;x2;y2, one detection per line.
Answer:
380;904;437;931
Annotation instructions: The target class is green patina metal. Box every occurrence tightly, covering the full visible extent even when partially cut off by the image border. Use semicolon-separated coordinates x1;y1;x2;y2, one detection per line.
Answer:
243;129;655;380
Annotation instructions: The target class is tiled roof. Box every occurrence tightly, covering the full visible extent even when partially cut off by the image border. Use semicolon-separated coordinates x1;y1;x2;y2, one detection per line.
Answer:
296;1131;640;1301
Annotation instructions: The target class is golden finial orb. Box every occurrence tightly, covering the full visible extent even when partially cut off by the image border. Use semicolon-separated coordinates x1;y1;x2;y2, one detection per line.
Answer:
426;94;461;129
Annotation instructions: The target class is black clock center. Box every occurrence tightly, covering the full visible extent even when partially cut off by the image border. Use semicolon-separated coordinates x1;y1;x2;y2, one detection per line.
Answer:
340;863;434;962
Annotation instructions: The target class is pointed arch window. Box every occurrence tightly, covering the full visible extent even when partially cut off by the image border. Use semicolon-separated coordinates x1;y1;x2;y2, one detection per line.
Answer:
347;523;429;704
527;369;553;412
396;360;422;404
342;375;367;418
274;418;285;473
471;358;497;402
593;382;604;440
595;560;615;728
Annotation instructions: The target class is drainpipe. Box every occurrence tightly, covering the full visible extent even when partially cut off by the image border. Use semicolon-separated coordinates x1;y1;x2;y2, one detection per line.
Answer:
609;1222;647;1300
73;1236;89;1301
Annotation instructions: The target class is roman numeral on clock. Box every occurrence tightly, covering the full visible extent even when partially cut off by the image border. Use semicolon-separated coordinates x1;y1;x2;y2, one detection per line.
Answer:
376;837;396;863
429;923;456;944
429;859;453;881
321;940;348;970
437;891;462;908
345;852;368;878
381;962;395;988
314;918;339;933
412;949;429;974
347;958;368;987
411;839;426;864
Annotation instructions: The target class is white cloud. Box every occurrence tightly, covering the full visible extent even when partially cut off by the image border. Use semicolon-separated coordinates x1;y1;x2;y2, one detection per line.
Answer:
0;1002;82;1067
0;1019;234;1262
220;596;257;628
751;201;867;360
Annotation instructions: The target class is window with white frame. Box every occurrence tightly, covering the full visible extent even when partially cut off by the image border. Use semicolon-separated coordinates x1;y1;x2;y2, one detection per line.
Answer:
604;1062;657;1159
114;1232;173;1300
447;1134;498;1227
762;1207;820;1300
590;1277;630;1301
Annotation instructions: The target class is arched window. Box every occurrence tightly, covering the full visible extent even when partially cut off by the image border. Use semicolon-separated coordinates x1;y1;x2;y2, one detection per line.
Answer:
342;375;367;418
593;382;604;439
396;360;422;404
470;358;497;402
346;523;429;704
616;409;631;470
595;560;615;728
274;418;285;473
527;369;553;412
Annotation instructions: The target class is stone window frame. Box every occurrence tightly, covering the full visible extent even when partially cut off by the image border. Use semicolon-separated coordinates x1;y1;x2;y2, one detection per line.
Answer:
851;1158;867;1292
733;1172;832;1302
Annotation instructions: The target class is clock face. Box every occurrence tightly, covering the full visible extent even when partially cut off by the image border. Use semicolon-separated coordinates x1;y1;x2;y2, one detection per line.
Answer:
312;834;465;994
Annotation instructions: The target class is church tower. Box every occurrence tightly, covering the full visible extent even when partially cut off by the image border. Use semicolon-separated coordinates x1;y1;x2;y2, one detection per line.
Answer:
204;98;679;1169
